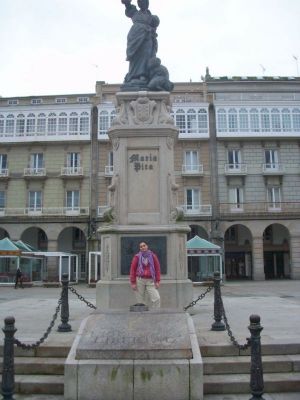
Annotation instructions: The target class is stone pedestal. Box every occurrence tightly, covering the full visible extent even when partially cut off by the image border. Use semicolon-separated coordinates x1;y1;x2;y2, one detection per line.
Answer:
96;91;193;309
64;310;203;400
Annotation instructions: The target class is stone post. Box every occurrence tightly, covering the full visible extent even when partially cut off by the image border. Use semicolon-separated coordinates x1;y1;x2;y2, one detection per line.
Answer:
290;235;300;279
252;237;265;281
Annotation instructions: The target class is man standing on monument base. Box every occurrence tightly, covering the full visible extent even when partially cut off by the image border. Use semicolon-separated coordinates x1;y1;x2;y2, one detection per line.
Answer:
121;0;174;91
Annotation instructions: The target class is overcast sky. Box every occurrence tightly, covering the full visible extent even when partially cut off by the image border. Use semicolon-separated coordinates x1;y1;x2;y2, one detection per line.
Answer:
0;0;300;97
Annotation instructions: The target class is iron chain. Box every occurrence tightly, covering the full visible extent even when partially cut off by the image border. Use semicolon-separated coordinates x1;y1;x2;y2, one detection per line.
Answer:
14;295;62;350
184;284;214;311
68;285;97;309
221;298;251;351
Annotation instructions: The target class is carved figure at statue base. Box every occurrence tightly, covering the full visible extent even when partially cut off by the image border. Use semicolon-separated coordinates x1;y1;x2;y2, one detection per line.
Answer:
121;0;173;92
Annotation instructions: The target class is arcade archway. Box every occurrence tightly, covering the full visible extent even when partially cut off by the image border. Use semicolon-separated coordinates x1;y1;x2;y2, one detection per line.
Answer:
224;224;253;280
0;228;9;240
21;227;48;251
263;224;290;279
187;225;209;241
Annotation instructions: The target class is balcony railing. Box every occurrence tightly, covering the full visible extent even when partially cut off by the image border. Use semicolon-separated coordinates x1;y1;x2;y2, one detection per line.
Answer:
181;164;204;176
0;169;9;177
104;165;114;176
220;202;300;215
0;207;89;217
224;164;247;175
181;204;212;216
24;168;46;177
61;167;83;176
262;163;284;174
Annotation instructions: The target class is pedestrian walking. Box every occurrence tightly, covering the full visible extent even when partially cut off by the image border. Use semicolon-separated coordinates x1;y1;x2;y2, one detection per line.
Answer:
15;267;24;289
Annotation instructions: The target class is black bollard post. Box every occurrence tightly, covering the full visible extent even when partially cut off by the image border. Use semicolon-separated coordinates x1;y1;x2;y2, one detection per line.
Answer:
58;273;72;332
248;314;265;400
211;272;225;331
1;316;17;400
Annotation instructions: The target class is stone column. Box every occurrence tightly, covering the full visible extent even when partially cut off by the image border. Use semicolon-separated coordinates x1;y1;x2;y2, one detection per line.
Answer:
252;236;265;281
47;240;58;280
290;235;300;280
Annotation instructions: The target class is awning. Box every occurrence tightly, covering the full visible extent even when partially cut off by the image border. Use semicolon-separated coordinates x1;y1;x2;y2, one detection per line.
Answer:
186;235;221;255
0;238;21;256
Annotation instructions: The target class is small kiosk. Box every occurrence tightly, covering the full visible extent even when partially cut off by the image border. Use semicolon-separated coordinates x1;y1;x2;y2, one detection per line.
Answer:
187;235;223;282
0;238;45;284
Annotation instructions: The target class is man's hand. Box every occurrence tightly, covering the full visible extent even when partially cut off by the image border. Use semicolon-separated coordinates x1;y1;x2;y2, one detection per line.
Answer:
155;282;160;289
131;283;137;291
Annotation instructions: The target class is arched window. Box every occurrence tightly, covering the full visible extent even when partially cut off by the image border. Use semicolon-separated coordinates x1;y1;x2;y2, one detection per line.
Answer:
0;115;4;135
175;109;186;133
228;108;238;132
69;112;78;134
99;110;110;135
48;112;57;135
80;112;89;134
250;108;259;132
198;109;208;133
271;108;281;132
292;108;300;131
16;114;25;135
239;108;249;132
187;109;197;133
5;114;15;136
260;108;270;132
37;113;46;135
26;113;36;135
58;112;68;133
217;109;227;132
282;109;292;132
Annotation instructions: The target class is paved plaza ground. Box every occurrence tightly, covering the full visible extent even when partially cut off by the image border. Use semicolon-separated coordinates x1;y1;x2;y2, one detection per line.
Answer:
1;280;299;347
0;280;299;399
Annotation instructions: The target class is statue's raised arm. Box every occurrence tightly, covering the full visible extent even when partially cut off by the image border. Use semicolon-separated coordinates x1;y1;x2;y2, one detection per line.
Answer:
120;0;173;92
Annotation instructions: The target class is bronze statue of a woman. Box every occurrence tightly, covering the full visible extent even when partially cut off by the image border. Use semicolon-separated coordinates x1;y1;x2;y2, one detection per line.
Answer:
121;0;173;92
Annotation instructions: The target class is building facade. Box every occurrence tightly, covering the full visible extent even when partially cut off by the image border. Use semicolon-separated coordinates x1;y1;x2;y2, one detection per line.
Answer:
0;76;299;282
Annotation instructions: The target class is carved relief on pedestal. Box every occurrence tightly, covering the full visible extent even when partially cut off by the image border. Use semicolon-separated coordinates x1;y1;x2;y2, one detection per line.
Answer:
158;100;174;125
101;174;119;223
130;97;157;125
112;138;120;151
166;136;175;150
111;102;127;127
111;95;176;128
168;173;184;222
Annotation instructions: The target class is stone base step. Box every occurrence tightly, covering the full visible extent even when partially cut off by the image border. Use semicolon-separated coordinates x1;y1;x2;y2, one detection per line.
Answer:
203;354;300;374
0;356;65;375
204;372;300;394
0;345;70;358
204;393;300;400
201;343;300;357
14;396;64;400
1;375;64;395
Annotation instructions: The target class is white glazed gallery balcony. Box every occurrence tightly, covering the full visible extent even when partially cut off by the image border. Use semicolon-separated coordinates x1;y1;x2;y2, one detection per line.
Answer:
24;168;46;177
181;204;212;216
60;167;84;176
181;164;204;176
224;163;247;175
0;207;89;217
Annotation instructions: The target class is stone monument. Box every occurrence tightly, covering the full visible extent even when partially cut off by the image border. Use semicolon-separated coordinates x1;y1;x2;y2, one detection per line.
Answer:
65;2;203;399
